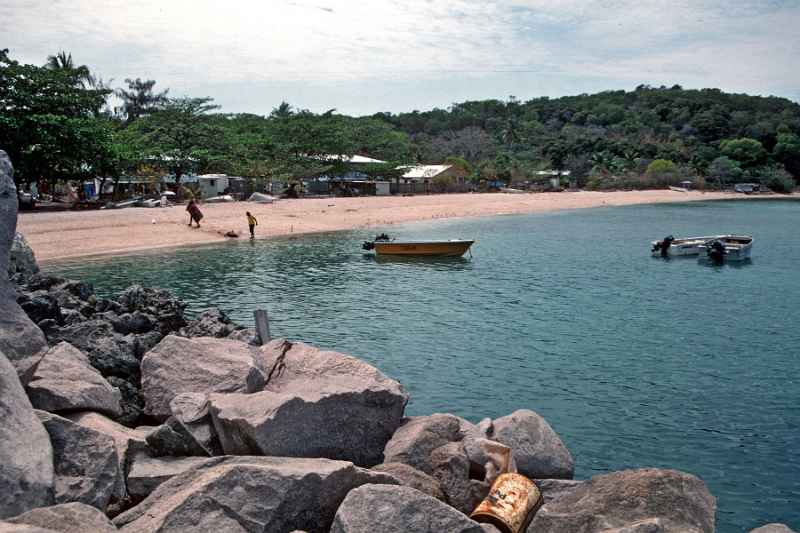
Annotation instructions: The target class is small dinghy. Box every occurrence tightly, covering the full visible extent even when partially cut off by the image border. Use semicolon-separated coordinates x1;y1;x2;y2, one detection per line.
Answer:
362;234;474;257
651;235;726;257
698;235;753;263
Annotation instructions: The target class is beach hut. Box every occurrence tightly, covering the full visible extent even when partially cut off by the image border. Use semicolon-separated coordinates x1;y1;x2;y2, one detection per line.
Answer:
196;174;231;198
395;165;468;194
318;155;390;196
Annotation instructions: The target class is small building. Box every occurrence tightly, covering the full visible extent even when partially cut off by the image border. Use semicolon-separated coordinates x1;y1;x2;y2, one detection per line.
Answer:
196;174;231;198
312;154;390;196
395;165;468;194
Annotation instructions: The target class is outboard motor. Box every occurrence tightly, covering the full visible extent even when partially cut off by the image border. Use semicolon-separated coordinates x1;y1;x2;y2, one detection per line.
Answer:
652;235;675;257
362;233;391;251
708;240;726;263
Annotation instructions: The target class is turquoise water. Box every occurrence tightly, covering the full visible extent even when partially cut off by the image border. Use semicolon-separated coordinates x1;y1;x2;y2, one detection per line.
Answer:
51;200;799;532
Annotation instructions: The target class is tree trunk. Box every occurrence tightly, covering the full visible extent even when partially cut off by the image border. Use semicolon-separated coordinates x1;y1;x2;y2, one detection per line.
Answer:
96;176;108;201
175;168;183;201
111;177;122;201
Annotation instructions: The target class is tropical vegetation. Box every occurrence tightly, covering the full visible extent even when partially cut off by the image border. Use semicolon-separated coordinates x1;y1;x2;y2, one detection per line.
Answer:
1;49;798;195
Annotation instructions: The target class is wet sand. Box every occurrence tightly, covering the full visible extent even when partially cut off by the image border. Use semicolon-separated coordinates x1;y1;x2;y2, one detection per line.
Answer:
18;190;746;262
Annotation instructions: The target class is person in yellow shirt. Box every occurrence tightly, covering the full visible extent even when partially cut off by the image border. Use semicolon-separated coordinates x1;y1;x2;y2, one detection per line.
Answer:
246;211;258;239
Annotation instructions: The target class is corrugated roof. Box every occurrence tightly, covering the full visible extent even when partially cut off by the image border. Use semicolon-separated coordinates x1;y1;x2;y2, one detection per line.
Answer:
399;165;452;179
314;154;387;164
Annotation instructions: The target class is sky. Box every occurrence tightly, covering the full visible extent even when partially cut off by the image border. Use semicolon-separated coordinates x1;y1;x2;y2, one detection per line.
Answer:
3;0;800;116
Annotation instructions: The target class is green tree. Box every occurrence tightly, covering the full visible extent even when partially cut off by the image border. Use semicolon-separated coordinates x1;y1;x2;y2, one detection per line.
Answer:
115;78;169;125
719;138;767;168
645;159;679;185
761;166;795;193
707;156;742;187
0;49;111;188
133;97;220;197
773;132;800;178
45;51;96;88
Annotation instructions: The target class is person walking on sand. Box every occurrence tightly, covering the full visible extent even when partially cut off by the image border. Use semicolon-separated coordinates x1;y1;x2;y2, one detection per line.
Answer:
186;199;203;228
246;211;258;239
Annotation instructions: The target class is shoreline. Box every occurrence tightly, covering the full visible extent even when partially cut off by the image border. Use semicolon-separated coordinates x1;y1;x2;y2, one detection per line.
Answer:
18;190;786;263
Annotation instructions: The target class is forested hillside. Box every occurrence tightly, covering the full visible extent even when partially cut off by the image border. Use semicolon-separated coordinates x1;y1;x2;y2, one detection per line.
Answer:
376;86;800;191
2;47;798;194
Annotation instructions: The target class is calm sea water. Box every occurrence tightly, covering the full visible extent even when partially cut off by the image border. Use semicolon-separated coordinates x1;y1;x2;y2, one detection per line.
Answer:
50;200;800;532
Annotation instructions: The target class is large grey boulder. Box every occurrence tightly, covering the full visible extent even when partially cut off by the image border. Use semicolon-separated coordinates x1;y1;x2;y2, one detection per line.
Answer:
0;352;54;518
8;233;39;282
36;411;124;513
126;452;213;501
382;413;515;509
115;285;186;335
141;335;265;419
492;409;574;479
0;524;54;532
26;342;122;417
4;502;117;532
527;468;716;533
65;412;148;482
0;152;48;382
371;462;445;501
178;307;238;338
382;413;463;474
536;478;586;504
208;339;408;466
0;151;17;272
330;484;486;533
168;392;222;455
44;320;140;381
429;441;477;514
113;456;398;533
750;526;798;533
144;418;209;457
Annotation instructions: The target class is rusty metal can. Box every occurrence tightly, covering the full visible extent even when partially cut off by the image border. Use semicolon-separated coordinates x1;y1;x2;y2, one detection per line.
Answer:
469;473;543;533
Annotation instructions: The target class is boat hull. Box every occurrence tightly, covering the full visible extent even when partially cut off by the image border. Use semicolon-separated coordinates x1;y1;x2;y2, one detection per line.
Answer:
698;235;753;262
651;236;725;257
373;240;474;257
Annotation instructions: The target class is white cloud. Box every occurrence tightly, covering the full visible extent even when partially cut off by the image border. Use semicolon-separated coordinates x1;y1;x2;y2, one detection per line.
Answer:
2;0;798;114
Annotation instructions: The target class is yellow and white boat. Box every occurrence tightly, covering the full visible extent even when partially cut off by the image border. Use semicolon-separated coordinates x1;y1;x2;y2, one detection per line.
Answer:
363;234;474;257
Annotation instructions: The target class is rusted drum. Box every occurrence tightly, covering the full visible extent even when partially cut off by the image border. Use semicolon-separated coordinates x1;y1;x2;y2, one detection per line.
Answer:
469;473;543;533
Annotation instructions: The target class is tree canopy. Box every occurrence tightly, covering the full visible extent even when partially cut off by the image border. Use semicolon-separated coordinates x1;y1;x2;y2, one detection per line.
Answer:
1;49;797;193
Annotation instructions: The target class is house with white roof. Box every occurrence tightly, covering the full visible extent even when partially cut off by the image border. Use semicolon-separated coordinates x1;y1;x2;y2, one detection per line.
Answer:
396;164;469;194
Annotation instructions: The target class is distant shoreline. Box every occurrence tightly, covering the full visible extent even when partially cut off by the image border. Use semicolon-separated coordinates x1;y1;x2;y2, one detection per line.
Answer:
18;190;791;263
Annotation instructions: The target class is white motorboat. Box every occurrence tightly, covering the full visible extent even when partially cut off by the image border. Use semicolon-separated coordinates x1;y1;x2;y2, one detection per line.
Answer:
651;235;726;257
204;194;235;203
697;235;753;262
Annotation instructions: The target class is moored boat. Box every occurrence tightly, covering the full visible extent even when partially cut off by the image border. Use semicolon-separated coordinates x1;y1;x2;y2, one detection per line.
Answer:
651;235;726;257
362;234;474;257
698;235;753;262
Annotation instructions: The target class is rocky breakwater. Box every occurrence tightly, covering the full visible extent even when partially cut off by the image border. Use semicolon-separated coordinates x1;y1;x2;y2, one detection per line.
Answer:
0;150;757;532
1;320;724;533
13;270;258;426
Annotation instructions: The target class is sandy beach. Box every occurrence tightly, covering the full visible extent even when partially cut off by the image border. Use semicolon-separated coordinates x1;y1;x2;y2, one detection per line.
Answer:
18;190;749;262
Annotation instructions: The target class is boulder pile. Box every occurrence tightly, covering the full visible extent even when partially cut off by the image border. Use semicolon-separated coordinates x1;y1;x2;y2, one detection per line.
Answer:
14;272;256;426
0;149;759;532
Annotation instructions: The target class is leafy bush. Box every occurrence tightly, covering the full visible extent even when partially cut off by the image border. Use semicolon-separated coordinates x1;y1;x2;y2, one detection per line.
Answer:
432;173;455;193
720;138;767;168
761;167;796;193
645;159;678;185
708;156;742;185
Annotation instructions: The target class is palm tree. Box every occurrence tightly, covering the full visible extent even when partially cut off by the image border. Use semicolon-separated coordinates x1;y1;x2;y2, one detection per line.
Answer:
115;78;169;125
270;101;295;120
45;51;95;88
501;117;521;148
